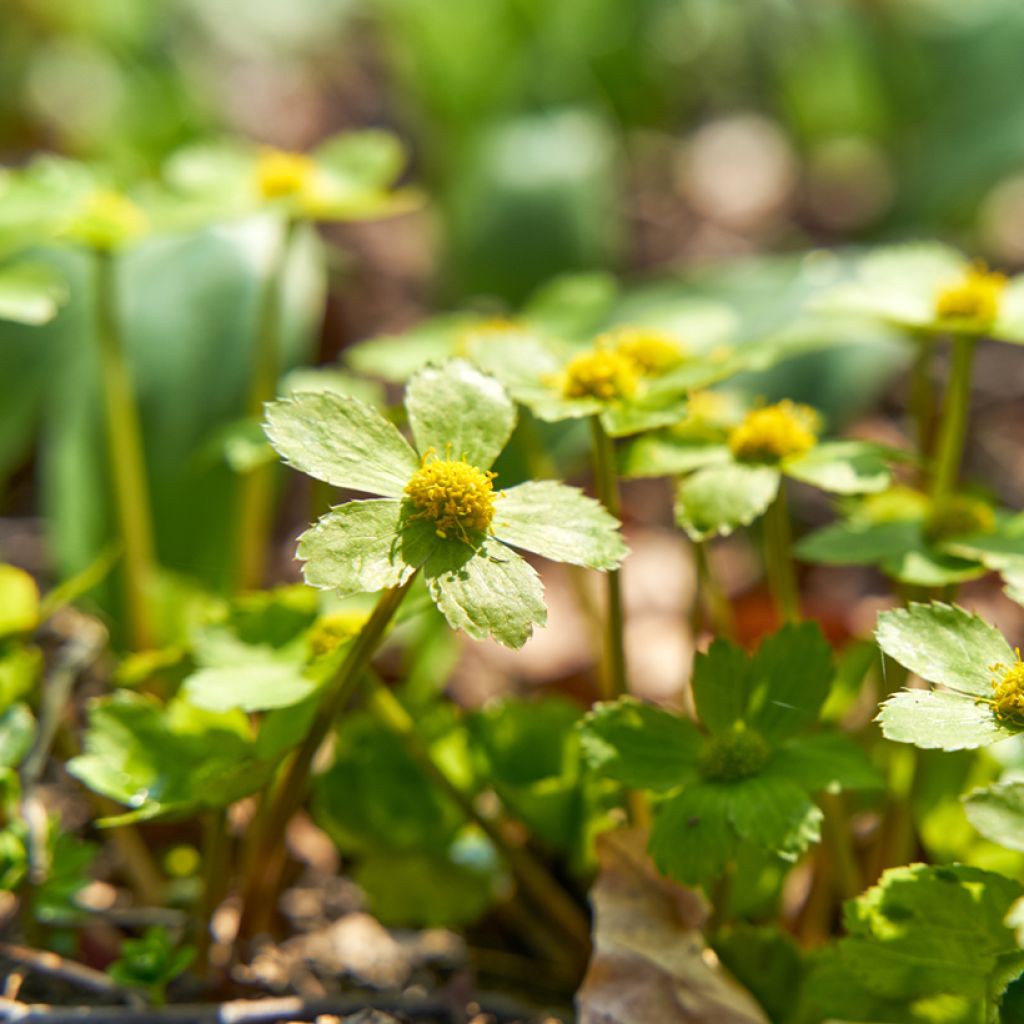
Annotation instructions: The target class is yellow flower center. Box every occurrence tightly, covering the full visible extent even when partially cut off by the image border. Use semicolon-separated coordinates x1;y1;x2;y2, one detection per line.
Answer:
935;265;1005;325
603;326;687;376
66;189;148;251
991;649;1024;725
404;450;498;540
561;348;639;401
925;496;996;542
728;400;820;463
307;610;370;659
255;148;317;200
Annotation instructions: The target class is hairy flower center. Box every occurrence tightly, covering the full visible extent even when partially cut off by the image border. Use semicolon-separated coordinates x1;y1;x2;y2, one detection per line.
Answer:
255;148;316;200
729;400;820;463
925;496;996;542
561;349;638;401
307;610;370;659
697;726;771;782
604;326;687;376
935;265;1005;325
991;649;1024;724
405;451;498;540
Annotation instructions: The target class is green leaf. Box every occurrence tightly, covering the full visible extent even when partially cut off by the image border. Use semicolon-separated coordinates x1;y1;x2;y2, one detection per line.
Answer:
649;783;735;885
712;926;804;1024
795;519;922;566
182;662;320;713
963;782;1024;852
881;545;986;588
346;314;471;383
520;271;617;337
492;480;626;570
618;433;730;479
0;564;39;637
727;772;823;861
875;602;1015;697
297;499;431;597
313;130;405;194
0;703;35;769
579;697;702;791
0;645;41;716
746;622;834;742
424;537;546;648
691;638;753;737
773;733;883;794
264;390;418;496
878;689;1017;751
783;440;892;495
405;359;515;470
0;262;68;325
674;463;780;541
599;393;689;439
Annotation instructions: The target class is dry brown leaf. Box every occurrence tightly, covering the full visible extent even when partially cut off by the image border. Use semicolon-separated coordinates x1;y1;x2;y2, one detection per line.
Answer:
576;830;768;1024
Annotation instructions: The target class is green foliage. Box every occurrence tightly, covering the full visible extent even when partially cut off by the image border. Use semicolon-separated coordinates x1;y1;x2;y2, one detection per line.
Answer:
963;782;1024;853
107;928;196;1005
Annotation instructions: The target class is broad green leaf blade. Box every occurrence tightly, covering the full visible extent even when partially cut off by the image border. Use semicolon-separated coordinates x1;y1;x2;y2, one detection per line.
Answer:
795;519;922;566
405;359;515;470
0;703;36;769
265;391;418;496
649;783;735;885
727;773;822;860
675;463;780;541
0;262;68;325
297;499;429;597
346;315;470;383
875;602;1015;696
878;689;1017;751
963;782;1024;852
313;130;405;194
783;440;892;495
691;638;753;737
618;433;730;479
881;544;986;588
579;697;702;791
943;529;1024;570
746;622;834;742
520;271;617;337
182;662;320;713
772;733;883;794
599;393;688;439
471;333;563;393
492;480;626;570
425;537;546;648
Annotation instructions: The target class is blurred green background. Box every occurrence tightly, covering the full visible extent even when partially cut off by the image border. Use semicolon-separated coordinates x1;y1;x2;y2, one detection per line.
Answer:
4;0;1024;601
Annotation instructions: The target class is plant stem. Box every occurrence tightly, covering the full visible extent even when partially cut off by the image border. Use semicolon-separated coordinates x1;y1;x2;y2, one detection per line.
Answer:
931;333;977;507
693;540;735;641
908;333;935;481
196;809;229;975
93;250;157;649
820;792;862;901
367;680;591;955
234;216;300;592
589;418;628;700
763;481;800;624
236;576;414;939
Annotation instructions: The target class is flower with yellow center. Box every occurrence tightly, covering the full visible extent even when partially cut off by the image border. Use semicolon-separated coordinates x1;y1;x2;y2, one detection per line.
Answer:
990;649;1024;725
561;348;639;401
935;264;1006;326
729;400;820;463
603;326;687;376
65;190;149;251
404;449;499;540
255;148;317;201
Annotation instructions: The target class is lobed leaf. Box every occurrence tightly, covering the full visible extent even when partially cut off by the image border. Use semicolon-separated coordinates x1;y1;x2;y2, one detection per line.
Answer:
878;689;1017;751
674;463;780;541
963;781;1024;852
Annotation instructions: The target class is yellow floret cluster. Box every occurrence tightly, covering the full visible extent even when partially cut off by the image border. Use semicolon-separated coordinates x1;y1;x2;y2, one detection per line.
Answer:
561;348;639;401
255;148;317;200
728;400;820;463
404;450;498;540
66;190;148;251
935;265;1005;325
602;326;687;376
307;610;370;659
991;649;1024;725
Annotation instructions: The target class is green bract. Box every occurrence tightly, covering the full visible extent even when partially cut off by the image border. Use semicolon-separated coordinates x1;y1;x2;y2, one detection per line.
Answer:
817;242;1024;343
580;623;880;884
0;260;68;325
265;359;627;648
798;489;1024;590
164;130;417;226
347;271;618;383
876;602;1023;750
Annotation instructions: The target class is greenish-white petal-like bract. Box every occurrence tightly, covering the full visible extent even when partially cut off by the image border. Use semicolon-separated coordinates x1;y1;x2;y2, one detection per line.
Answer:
405;359;516;470
424;536;546;649
618;435;730;479
674;463;780;541
962;781;1024;852
265;390;418;496
875;602;1015;697
783;440;892;495
297;499;431;597
492;480;626;570
578;697;702;791
346;315;474;383
182;663;320;713
877;689;1016;751
649;783;734;885
726;772;823;861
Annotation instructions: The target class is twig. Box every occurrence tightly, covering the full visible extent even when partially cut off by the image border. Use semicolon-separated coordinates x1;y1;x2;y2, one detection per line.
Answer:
0;943;139;1005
